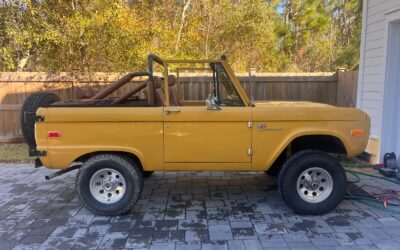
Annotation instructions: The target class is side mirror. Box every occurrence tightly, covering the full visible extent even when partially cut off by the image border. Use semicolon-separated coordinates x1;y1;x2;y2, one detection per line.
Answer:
206;96;221;110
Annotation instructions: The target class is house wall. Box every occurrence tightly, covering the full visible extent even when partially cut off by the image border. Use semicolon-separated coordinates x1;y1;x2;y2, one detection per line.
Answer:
358;0;400;161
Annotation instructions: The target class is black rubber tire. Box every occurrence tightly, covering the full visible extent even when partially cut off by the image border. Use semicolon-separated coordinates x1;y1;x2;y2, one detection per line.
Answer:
265;150;287;176
143;171;154;177
76;154;143;216
20;92;60;147
265;164;281;176
278;150;347;215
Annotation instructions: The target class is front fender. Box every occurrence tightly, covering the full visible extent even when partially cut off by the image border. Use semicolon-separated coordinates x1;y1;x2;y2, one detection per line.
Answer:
251;121;368;171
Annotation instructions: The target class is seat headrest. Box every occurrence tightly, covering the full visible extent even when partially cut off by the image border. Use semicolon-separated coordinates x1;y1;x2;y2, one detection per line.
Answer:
152;75;176;89
167;75;176;86
152;77;163;89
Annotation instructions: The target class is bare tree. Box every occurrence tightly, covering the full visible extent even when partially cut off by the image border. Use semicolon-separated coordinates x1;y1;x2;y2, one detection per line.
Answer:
175;0;191;52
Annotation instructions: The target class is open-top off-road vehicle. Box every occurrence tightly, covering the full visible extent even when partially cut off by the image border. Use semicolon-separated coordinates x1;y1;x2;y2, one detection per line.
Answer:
21;54;370;215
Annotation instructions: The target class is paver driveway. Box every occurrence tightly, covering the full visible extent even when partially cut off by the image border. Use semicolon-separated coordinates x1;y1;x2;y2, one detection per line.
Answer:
0;163;400;250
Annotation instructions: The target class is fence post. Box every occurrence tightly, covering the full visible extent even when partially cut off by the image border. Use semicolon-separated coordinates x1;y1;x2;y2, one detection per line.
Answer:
248;67;256;102
336;67;346;106
71;69;80;99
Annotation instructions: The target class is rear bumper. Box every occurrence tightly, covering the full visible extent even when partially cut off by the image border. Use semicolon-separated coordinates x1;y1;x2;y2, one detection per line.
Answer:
29;147;46;157
34;158;43;168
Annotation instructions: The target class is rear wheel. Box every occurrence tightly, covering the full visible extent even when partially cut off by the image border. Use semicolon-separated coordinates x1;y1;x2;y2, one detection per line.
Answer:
20;92;60;147
76;154;143;216
278;150;346;215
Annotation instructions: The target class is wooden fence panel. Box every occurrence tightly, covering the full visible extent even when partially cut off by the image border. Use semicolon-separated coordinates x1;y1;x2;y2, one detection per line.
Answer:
336;70;358;107
0;71;358;143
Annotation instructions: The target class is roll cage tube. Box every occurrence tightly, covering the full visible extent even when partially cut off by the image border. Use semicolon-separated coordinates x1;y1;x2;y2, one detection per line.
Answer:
89;54;251;106
89;54;163;102
147;54;164;75
147;54;170;105
90;71;151;101
88;54;163;102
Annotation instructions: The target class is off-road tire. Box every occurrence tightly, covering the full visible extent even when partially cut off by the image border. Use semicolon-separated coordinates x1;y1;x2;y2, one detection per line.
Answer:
265;150;287;176
76;154;143;216
143;171;154;177
265;163;282;176
20;92;60;147
278;150;346;215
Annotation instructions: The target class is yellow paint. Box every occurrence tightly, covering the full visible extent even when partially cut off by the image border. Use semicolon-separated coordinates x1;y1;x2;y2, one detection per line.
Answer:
163;107;251;164
251;103;369;171
36;107;164;170
35;57;370;171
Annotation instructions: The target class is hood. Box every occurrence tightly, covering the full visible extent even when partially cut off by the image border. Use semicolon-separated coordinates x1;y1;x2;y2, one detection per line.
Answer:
255;101;334;108
253;101;367;122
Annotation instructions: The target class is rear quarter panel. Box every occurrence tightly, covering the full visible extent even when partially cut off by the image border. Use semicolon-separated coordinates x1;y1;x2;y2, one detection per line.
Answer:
36;107;163;170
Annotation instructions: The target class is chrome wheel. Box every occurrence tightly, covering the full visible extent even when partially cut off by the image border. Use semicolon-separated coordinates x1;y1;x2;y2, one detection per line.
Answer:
296;167;333;203
89;168;126;204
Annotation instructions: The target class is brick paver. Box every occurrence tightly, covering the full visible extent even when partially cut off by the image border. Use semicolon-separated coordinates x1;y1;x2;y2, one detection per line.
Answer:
0;163;400;249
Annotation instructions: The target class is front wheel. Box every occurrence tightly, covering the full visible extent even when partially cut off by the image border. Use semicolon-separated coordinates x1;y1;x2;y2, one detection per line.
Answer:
76;154;143;216
278;150;346;215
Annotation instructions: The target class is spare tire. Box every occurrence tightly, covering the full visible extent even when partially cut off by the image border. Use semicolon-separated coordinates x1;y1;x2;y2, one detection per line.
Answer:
20;93;60;147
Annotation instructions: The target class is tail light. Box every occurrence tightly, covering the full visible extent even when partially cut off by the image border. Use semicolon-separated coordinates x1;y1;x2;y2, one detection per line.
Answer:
48;131;61;138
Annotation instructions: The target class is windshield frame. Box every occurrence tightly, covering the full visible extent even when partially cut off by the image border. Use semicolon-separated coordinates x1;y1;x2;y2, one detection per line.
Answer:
210;62;244;107
147;54;251;107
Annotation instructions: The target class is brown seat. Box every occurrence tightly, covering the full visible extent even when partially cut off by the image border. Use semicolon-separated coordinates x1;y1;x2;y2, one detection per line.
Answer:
115;76;162;106
152;75;181;107
152;77;165;106
147;78;156;106
167;75;181;106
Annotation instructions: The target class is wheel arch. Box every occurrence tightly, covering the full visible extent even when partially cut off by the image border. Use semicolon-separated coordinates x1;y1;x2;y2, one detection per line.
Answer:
74;150;144;172
289;134;347;155
266;133;348;175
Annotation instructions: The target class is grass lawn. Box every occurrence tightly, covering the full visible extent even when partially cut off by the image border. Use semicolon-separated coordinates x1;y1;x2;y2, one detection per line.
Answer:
0;143;31;162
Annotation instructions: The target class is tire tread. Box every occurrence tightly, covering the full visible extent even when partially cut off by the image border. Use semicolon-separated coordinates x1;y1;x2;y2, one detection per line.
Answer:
20;92;60;146
278;150;346;215
76;153;143;216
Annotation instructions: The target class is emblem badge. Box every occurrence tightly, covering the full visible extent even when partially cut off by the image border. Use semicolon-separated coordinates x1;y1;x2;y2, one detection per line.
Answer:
257;123;282;132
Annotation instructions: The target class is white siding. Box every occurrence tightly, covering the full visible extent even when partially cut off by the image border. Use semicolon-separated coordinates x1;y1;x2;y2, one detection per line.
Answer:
358;0;400;139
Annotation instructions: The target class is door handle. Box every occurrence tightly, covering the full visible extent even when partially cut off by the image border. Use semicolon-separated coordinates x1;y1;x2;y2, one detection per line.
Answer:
165;109;181;115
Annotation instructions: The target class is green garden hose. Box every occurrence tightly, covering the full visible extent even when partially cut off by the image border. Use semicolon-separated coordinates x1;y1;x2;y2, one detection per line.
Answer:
345;169;400;185
342;162;400;213
346;170;361;184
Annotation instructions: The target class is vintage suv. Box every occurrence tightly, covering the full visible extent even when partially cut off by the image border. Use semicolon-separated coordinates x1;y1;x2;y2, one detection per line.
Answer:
21;54;370;216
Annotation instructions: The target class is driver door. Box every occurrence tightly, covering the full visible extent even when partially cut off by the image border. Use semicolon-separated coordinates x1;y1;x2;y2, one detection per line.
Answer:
163;62;252;166
163;106;252;163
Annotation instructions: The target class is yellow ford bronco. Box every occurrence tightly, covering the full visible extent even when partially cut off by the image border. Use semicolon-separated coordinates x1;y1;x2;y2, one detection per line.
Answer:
21;54;370;216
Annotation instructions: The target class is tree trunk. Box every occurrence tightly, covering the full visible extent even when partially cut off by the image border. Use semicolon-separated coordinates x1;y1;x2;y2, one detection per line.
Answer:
205;14;212;58
175;0;191;53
